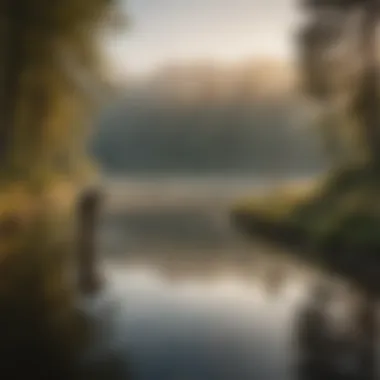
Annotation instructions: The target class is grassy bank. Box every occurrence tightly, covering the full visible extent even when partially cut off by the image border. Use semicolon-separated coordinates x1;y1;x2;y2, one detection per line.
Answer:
232;166;380;288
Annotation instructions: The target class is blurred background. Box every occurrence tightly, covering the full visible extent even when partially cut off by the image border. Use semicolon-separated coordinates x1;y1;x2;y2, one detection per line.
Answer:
2;0;380;379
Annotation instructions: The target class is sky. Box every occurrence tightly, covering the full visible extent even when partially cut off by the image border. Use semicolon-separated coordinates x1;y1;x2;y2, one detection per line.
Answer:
106;0;303;78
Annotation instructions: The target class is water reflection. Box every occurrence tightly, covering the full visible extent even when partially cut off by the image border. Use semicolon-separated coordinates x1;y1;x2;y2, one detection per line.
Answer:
79;179;378;380
79;251;322;380
82;266;301;380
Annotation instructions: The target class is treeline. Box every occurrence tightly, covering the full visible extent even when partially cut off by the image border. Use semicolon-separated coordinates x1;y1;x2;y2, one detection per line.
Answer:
92;61;326;175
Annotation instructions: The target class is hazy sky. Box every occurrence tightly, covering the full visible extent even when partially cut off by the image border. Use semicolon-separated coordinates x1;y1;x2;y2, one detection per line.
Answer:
107;0;302;77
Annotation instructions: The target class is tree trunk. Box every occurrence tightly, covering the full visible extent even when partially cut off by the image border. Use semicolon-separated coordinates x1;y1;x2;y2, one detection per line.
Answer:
320;97;346;168
0;0;24;172
27;76;52;181
358;1;380;165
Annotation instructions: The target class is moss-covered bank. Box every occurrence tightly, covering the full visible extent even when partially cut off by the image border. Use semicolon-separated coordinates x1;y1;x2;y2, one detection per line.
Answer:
232;165;380;291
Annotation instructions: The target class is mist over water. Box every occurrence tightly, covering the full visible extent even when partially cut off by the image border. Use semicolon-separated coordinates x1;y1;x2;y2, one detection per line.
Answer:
92;60;327;178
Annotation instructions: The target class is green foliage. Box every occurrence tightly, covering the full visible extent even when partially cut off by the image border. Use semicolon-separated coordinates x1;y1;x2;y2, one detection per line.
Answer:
234;165;380;256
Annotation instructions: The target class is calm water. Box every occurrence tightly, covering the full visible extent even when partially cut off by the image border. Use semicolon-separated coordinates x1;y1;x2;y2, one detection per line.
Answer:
78;177;345;380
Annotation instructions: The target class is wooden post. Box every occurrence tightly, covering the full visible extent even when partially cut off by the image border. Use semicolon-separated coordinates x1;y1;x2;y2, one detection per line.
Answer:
77;187;103;294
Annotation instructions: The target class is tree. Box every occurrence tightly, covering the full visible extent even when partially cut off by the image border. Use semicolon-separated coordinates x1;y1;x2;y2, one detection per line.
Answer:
299;0;380;167
0;0;127;184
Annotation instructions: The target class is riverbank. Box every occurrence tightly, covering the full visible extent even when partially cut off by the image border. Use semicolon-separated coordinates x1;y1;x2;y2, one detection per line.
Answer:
0;180;89;379
231;165;380;290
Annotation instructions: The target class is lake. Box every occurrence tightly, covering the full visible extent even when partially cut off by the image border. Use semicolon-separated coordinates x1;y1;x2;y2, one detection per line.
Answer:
78;176;351;380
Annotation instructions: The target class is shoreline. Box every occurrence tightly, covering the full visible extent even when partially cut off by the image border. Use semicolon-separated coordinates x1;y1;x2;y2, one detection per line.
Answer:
230;166;380;294
231;209;380;293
